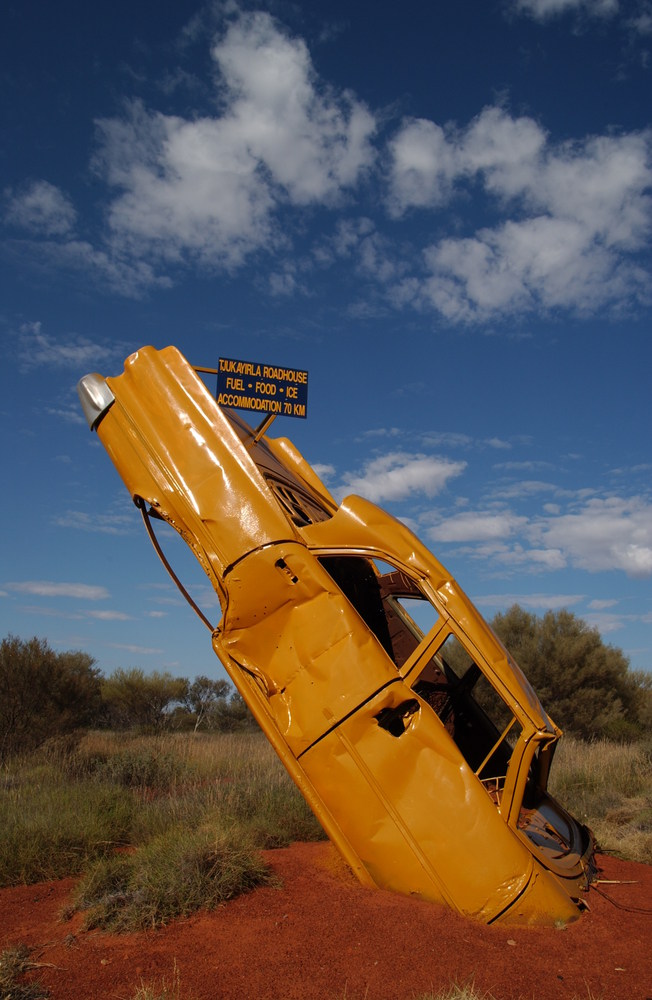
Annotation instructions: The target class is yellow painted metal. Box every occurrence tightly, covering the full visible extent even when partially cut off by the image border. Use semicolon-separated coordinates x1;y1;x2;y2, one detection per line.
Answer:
79;345;595;925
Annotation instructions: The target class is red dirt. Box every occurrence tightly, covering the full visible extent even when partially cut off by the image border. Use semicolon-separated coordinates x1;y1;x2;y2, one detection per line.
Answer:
1;845;650;1000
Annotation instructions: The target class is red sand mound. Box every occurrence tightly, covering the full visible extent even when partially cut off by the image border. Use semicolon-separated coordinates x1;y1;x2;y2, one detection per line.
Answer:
1;844;650;1000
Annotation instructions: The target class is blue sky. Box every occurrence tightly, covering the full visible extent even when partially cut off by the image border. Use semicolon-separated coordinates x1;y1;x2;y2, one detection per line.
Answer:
1;0;651;682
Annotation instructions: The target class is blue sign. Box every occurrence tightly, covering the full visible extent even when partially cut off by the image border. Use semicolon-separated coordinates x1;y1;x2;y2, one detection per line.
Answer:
216;357;309;419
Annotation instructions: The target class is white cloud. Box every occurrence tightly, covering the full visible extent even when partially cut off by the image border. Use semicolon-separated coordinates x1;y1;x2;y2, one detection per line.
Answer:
427;510;527;543
54;497;136;535
315;217;406;286
268;267;300;296
4;180;77;236
509;0;618;20
96;101;277;271
421;431;474;449
387;107;547;218
421;212;645;323
527;548;568;569
212;12;375;202
94;11;375;271
312;462;336;480
5;16;649;324
339;452;466;503
419;488;652;578
476;592;585;610
359;427;404;440
533;495;652;576
532;133;652;251
388;105;652;321
491;479;558;500
315;217;375;264
5;236;171;297
627;5;652;34
108;643;164;655
484;437;512;450
16;321;117;372
6;581;110;600
387;120;458;217
87;610;133;621
497;460;555;471
514;0;619;21
584;611;631;633
503;545;568;570
46;408;86;426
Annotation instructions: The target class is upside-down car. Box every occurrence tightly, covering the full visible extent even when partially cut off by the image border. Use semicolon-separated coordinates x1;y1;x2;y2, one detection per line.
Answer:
78;345;596;925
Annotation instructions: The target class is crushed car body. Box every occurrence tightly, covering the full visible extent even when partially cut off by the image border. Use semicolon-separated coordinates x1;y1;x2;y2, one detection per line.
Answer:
78;345;596;925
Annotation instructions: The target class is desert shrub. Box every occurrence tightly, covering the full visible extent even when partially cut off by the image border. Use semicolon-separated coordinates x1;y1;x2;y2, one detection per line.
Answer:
0;730;323;888
0;762;135;885
90;746;186;790
0;635;101;761
129;966;181;1000
101;669;188;731
0;945;49;999
550;737;652;863
491;606;647;740
208;734;324;847
414;990;494;1000
73;824;273;931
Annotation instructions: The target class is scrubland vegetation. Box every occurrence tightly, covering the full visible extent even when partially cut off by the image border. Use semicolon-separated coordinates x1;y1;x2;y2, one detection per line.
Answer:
0;611;650;945
550;735;651;864
1;729;649;906
0;731;322;921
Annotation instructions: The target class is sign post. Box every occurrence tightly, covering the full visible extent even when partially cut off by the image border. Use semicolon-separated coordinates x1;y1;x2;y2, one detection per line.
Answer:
214;357;309;419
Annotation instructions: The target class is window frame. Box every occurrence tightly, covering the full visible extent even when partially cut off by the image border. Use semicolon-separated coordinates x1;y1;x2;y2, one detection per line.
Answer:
311;545;543;828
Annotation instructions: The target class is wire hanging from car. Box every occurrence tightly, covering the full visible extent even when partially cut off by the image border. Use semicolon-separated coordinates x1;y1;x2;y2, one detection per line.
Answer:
135;497;215;633
590;881;652;915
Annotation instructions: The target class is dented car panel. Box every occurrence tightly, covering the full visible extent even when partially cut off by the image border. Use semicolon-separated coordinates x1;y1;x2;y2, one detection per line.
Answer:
78;345;596;925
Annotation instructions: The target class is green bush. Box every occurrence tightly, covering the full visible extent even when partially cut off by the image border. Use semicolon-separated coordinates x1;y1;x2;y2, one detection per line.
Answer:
73;825;273;931
0;635;101;761
129;968;181;1000
0;731;323;893
0;763;134;885
0;945;49;999
491;605;648;739
550;737;652;863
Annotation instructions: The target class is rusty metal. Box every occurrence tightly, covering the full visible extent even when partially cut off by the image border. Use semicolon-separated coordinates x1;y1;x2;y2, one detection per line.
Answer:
78;345;596;925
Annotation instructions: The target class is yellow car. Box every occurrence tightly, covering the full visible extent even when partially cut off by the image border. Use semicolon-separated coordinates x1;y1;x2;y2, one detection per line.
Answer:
78;345;596;925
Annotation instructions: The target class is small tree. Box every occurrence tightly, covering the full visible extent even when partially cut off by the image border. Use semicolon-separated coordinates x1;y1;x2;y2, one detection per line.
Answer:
217;691;258;732
184;675;231;732
101;668;188;731
0;634;102;760
491;605;646;740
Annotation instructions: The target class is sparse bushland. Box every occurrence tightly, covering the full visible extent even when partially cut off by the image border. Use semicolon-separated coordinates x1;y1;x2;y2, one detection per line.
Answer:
72;823;273;931
0;635;102;762
0;945;50;999
412;990;495;1000
0;953;609;1000
1;607;650;934
338;988;604;1000
0;637;258;763
549;736;652;864
2;728;650;888
491;606;651;741
0;758;135;885
129;966;182;1000
0;731;323;904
